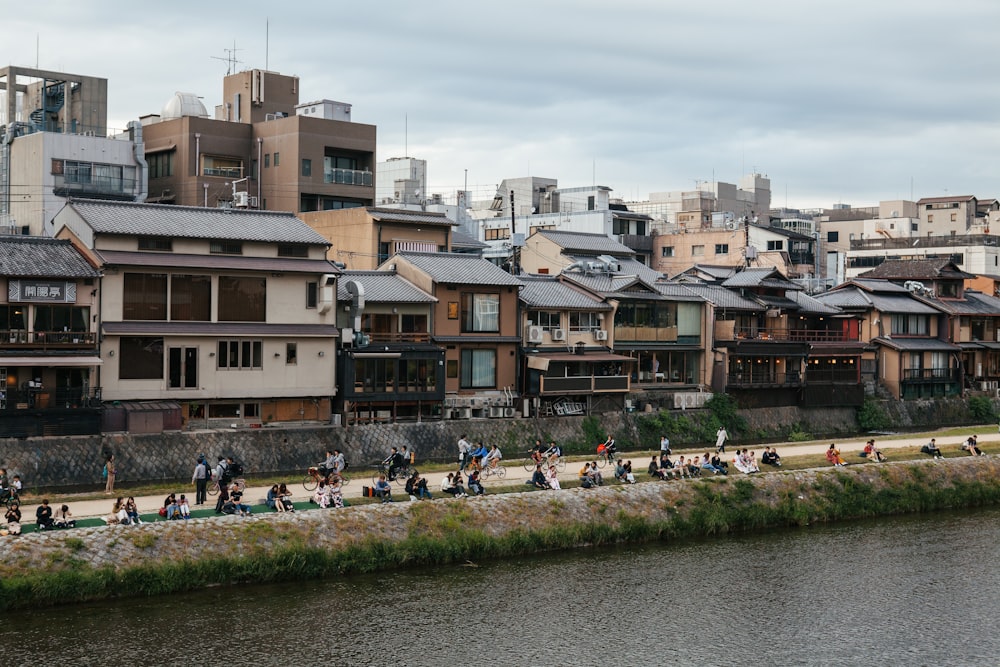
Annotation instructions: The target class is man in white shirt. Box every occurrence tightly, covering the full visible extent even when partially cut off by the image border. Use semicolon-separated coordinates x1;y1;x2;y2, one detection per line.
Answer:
660;435;671;456
458;435;471;471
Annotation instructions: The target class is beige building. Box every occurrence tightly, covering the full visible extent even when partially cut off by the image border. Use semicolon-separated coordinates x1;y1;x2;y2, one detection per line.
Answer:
141;69;376;214
302;207;456;270
53;200;340;429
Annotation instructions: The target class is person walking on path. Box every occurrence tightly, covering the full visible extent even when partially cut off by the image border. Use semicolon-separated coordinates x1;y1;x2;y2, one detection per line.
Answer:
715;426;728;453
192;456;209;506
103;454;116;494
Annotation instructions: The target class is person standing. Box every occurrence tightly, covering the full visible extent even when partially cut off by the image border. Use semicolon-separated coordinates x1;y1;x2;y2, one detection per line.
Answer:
715;426;728;453
192;456;209;506
458;434;471;472
103;454;116;494
660;435;671;456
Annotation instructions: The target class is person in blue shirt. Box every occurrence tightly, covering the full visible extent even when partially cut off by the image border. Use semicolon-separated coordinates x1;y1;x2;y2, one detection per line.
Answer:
374;474;392;503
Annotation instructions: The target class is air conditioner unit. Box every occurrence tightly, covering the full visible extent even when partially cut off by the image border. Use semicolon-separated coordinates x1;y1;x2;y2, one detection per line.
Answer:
458;408;472;419
489;406;503;418
552;328;566;341
594;330;608;341
527;325;543;343
247;196;259;208
766;309;781;318
233;191;249;207
504;407;518;418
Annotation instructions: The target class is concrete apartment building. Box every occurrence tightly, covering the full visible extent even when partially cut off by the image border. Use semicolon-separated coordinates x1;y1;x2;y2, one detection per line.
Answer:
0;66;146;236
141;69;376;214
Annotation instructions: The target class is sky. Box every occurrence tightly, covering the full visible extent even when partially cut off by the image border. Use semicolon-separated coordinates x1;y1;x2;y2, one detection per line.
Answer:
3;0;999;210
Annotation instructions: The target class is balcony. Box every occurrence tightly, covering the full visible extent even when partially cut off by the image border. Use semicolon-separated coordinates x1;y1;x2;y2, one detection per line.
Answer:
203;167;243;178
1;329;97;349
902;368;960;382
539;375;629;394
722;326;858;343
324;168;373;186
53;174;136;198
367;332;431;343
804;369;861;384
3;386;102;411
727;369;803;389
614;325;678;342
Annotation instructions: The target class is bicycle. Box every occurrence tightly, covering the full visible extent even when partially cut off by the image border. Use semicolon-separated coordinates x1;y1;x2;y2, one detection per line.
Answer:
481;461;507;480
594;445;617;469
372;461;415;487
207;477;246;496
302;466;351;492
1;488;19;510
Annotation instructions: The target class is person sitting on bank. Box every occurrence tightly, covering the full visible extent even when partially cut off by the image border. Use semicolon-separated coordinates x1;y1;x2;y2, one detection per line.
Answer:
530;464;550;490
3;502;21;535
963;435;984;456
826;444;848;467
861;439;887;463
546;465;561;490
761;447;781;467
467;470;485;496
921;438;944;459
35;498;54;530
373;474;392;503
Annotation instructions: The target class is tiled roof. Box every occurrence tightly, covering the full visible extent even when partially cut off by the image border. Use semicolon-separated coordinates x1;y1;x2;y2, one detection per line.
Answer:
102;321;339;337
535;230;635;256
785;290;842;315
337;271;436;303
849;278;911;293
62;200;331;245
755;294;801;310
95;250;337;275
916;195;976;204
652;282;710;303
450;229;488;250
721;267;801;290
0;236;99;278
676;284;765;310
518;275;612;310
561;272;658;297
617;257;666;283
814;288;875;310
749;223;814;241
872;336;960;352
866;293;942;314
929;290;1000;316
394;252;522;286
859;259;974;280
367;208;458;227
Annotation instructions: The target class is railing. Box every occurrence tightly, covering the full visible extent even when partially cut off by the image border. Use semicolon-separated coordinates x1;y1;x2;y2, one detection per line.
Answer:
324;168;373;186
851;234;1000;251
902;368;959;381
540;375;629;393
366;332;431;343
203;167;243;178
2;386;102;410
614;325;678;342
1;330;97;347
728;327;859;342
804;369;861;383
53;174;137;197
727;370;803;388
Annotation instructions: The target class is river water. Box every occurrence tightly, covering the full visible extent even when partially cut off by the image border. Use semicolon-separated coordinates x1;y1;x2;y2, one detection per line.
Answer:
7;507;999;666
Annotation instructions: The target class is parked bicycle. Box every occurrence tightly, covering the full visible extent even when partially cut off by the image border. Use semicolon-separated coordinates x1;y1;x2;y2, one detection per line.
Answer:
207;476;246;496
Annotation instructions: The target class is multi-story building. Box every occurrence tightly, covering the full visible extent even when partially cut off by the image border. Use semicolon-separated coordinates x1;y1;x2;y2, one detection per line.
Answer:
53;200;341;430
141;69;376;214
0;65;146;236
0;236;102;436
376;157;427;205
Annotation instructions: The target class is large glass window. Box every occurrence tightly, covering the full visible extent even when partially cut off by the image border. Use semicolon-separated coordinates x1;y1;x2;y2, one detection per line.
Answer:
120;337;163;379
217;340;263;369
168;347;198;388
891;314;929;335
170;275;211;321
461;349;496;388
148;151;174;179
462;293;499;333
528;310;560;331
202;155;243;178
123;273;167;320
218;276;266;322
33;305;89;333
569;311;600;332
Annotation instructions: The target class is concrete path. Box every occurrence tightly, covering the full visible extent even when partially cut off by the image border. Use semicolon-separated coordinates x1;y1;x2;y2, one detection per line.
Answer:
14;428;998;522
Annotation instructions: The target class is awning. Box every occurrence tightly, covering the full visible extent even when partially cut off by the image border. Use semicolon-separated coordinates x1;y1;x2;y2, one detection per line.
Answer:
144;143;176;154
527;352;635;372
351;352;403;359
0;356;103;366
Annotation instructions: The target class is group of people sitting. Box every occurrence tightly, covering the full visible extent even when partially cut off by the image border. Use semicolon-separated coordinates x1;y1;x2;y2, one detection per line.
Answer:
268;483;298;511
107;496;143;525
529;463;561;490
646;451;733;480
861;439;887;462
2;498;74;535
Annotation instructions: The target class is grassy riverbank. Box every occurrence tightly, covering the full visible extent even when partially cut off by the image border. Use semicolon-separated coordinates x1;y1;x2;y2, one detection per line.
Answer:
2;455;1000;611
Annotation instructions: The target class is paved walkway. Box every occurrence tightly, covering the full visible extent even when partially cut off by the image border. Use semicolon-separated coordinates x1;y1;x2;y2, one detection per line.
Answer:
14;428;998;522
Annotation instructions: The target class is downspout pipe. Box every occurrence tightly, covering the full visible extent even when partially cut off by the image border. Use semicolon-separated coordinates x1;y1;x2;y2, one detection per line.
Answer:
127;121;148;203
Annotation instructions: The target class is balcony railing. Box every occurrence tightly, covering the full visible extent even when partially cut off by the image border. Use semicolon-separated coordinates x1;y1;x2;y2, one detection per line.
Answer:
367;332;431;343
1;330;97;348
203;167;243;178
726;327;858;343
324;168;373;186
804;369;861;383
902;368;959;382
540;375;629;394
2;386;102;410
53;174;136;197
727;370;803;388
614;325;678;342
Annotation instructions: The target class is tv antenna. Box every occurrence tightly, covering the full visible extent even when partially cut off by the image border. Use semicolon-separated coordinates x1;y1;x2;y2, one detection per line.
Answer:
211;42;243;76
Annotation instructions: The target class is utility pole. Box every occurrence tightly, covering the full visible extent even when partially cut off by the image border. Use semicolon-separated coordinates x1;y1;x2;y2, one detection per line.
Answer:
509;190;519;275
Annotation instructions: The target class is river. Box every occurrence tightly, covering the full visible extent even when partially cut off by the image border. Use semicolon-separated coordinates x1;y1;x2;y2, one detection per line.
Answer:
6;507;999;666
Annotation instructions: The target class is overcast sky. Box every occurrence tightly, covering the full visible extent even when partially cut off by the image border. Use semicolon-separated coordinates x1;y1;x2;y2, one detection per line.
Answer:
3;0;998;210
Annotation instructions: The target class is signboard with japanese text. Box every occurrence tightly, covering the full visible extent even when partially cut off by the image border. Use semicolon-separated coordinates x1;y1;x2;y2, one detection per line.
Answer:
7;280;77;303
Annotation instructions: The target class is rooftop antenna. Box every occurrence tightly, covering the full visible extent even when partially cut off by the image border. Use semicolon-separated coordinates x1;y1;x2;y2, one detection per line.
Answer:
211;42;242;76
265;19;269;72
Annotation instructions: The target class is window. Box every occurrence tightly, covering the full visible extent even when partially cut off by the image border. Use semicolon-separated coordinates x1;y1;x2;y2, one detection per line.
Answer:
217;340;263;369
911;223;919;232
139;237;172;251
306;281;318;309
264;154;270;168
148;151;174;179
168;347;198;388
528;310;560;330
446;359;458;379
890;314;929;335
123;273;167;320
286;342;297;365
767;240;784;251
692;245;705;256
569;311;600;332
827;231;839;242
33;305;89;335
661;246;674;258
120;336;164;379
202;155;243;178
273;152;280;167
928;214;933;223
461;349;496;388
714;244;729;254
277;244;309;258
301;158;311;177
461;293;499;332
485;227;510;241
210;241;243;255
218;276;266;322
951;213;957;222
587;196;595;211
170;275;211;321
400;314;428;334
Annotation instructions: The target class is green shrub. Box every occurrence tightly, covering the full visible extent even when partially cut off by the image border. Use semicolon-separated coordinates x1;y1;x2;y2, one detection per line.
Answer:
857;398;891;431
787;424;812;442
968;395;996;423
